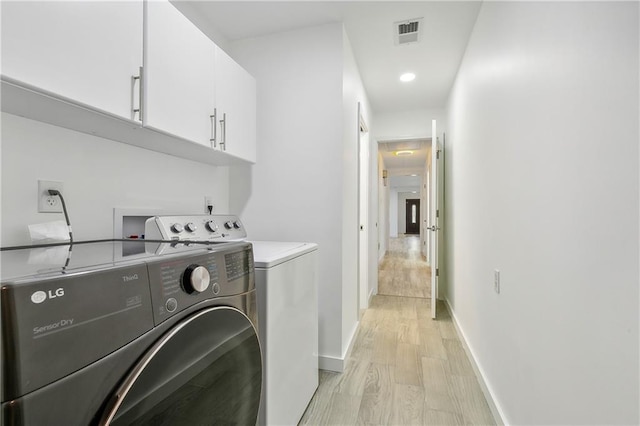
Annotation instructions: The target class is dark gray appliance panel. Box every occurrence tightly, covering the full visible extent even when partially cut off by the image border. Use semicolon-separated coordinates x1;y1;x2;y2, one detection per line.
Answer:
1;264;154;400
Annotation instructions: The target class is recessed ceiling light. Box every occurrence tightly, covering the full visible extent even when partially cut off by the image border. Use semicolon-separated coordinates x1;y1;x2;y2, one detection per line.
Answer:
395;150;414;156
400;72;416;82
410;174;418;176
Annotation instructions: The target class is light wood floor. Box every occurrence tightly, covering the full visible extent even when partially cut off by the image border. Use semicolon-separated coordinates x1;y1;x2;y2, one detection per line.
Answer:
299;239;496;426
379;236;430;299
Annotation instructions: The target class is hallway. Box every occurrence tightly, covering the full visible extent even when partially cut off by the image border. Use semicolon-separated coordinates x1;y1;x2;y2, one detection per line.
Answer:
379;235;431;299
300;238;495;425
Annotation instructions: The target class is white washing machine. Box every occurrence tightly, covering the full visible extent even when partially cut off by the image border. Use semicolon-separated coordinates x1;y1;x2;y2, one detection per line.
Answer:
251;241;318;426
145;216;319;426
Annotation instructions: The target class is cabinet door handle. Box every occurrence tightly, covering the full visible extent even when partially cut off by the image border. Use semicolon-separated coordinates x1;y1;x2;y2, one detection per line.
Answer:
209;108;217;148
219;113;226;151
132;66;143;122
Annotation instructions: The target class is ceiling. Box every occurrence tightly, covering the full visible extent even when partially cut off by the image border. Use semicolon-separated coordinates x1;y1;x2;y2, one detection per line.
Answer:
174;1;482;114
380;138;429;170
389;174;421;193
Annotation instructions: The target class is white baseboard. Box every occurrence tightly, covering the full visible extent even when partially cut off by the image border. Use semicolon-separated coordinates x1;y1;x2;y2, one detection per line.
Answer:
318;354;345;372
378;249;386;262
444;298;508;426
318;321;359;373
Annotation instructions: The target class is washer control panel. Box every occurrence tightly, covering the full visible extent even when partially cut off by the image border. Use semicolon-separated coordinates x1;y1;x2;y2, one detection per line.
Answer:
146;242;254;325
145;215;247;241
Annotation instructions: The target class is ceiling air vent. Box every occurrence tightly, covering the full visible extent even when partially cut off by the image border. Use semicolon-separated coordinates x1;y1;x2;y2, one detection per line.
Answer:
394;18;423;46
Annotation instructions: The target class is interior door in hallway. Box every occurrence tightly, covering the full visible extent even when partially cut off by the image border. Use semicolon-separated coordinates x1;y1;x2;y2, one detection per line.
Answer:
357;103;369;316
429;119;440;319
405;199;420;234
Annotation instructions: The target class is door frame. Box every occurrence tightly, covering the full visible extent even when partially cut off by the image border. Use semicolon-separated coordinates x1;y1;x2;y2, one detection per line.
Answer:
357;103;369;318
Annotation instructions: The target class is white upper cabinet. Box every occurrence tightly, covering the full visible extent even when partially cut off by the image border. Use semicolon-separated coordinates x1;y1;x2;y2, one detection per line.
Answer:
1;1;143;121
1;0;256;165
215;47;257;163
144;0;216;147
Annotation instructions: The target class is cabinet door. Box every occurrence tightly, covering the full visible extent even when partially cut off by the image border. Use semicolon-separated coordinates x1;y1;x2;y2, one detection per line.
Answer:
144;0;216;147
1;1;143;121
215;47;257;163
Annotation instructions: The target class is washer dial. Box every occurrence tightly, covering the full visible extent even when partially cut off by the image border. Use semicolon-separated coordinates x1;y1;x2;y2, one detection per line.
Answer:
205;220;218;233
182;265;210;294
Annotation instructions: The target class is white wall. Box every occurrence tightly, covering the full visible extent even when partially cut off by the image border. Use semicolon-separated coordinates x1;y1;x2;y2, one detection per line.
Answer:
170;1;231;53
445;2;639;424
229;23;371;369
389;189;398;238
1;113;229;246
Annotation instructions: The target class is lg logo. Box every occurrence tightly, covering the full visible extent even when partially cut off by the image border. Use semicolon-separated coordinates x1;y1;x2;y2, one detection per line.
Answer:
31;288;65;304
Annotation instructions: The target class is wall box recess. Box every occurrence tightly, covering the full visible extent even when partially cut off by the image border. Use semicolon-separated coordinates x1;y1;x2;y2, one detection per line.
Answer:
38;180;63;213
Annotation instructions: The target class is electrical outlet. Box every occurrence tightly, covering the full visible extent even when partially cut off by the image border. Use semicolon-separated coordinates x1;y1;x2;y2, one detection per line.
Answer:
204;196;214;214
38;180;64;213
494;269;500;294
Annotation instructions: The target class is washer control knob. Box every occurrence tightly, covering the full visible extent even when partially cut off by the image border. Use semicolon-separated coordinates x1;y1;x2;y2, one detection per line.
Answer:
224;221;234;230
185;222;197;233
171;223;184;233
182;265;210;294
233;221;242;229
205;220;218;232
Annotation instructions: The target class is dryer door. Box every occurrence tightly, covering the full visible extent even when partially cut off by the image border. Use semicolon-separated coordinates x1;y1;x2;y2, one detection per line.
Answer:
100;306;262;425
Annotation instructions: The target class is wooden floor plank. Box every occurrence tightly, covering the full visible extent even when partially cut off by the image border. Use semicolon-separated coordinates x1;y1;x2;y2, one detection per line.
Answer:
423;408;465;426
356;363;395;425
391;384;425;425
395;342;422;387
448;375;496;425
443;339;476;377
422;357;459;414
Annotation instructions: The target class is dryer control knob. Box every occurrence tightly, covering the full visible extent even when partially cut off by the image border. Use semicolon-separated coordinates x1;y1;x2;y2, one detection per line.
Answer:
185;222;197;232
171;223;184;233
224;221;234;230
233;221;242;229
205;220;218;232
183;265;210;294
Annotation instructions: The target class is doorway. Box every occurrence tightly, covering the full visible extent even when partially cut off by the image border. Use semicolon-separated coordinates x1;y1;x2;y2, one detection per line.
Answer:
405;199;420;234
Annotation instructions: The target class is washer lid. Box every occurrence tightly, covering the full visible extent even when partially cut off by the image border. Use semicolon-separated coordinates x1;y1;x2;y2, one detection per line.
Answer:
250;241;317;268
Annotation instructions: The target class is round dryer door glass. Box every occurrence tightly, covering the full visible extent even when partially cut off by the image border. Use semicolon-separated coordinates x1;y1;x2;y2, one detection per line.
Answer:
101;307;262;425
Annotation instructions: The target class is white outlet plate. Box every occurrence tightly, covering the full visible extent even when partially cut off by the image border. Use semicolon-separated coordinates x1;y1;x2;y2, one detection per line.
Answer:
494;269;500;294
38;180;64;213
204;196;214;214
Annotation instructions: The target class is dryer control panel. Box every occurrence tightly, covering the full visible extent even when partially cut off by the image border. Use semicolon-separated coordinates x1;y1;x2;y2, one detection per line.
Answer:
145;215;247;242
145;242;254;326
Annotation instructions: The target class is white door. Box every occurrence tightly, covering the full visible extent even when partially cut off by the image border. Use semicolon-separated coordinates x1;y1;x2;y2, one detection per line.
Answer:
215;47;257;162
1;1;143;120
144;0;216;146
430;120;440;319
358;104;369;316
